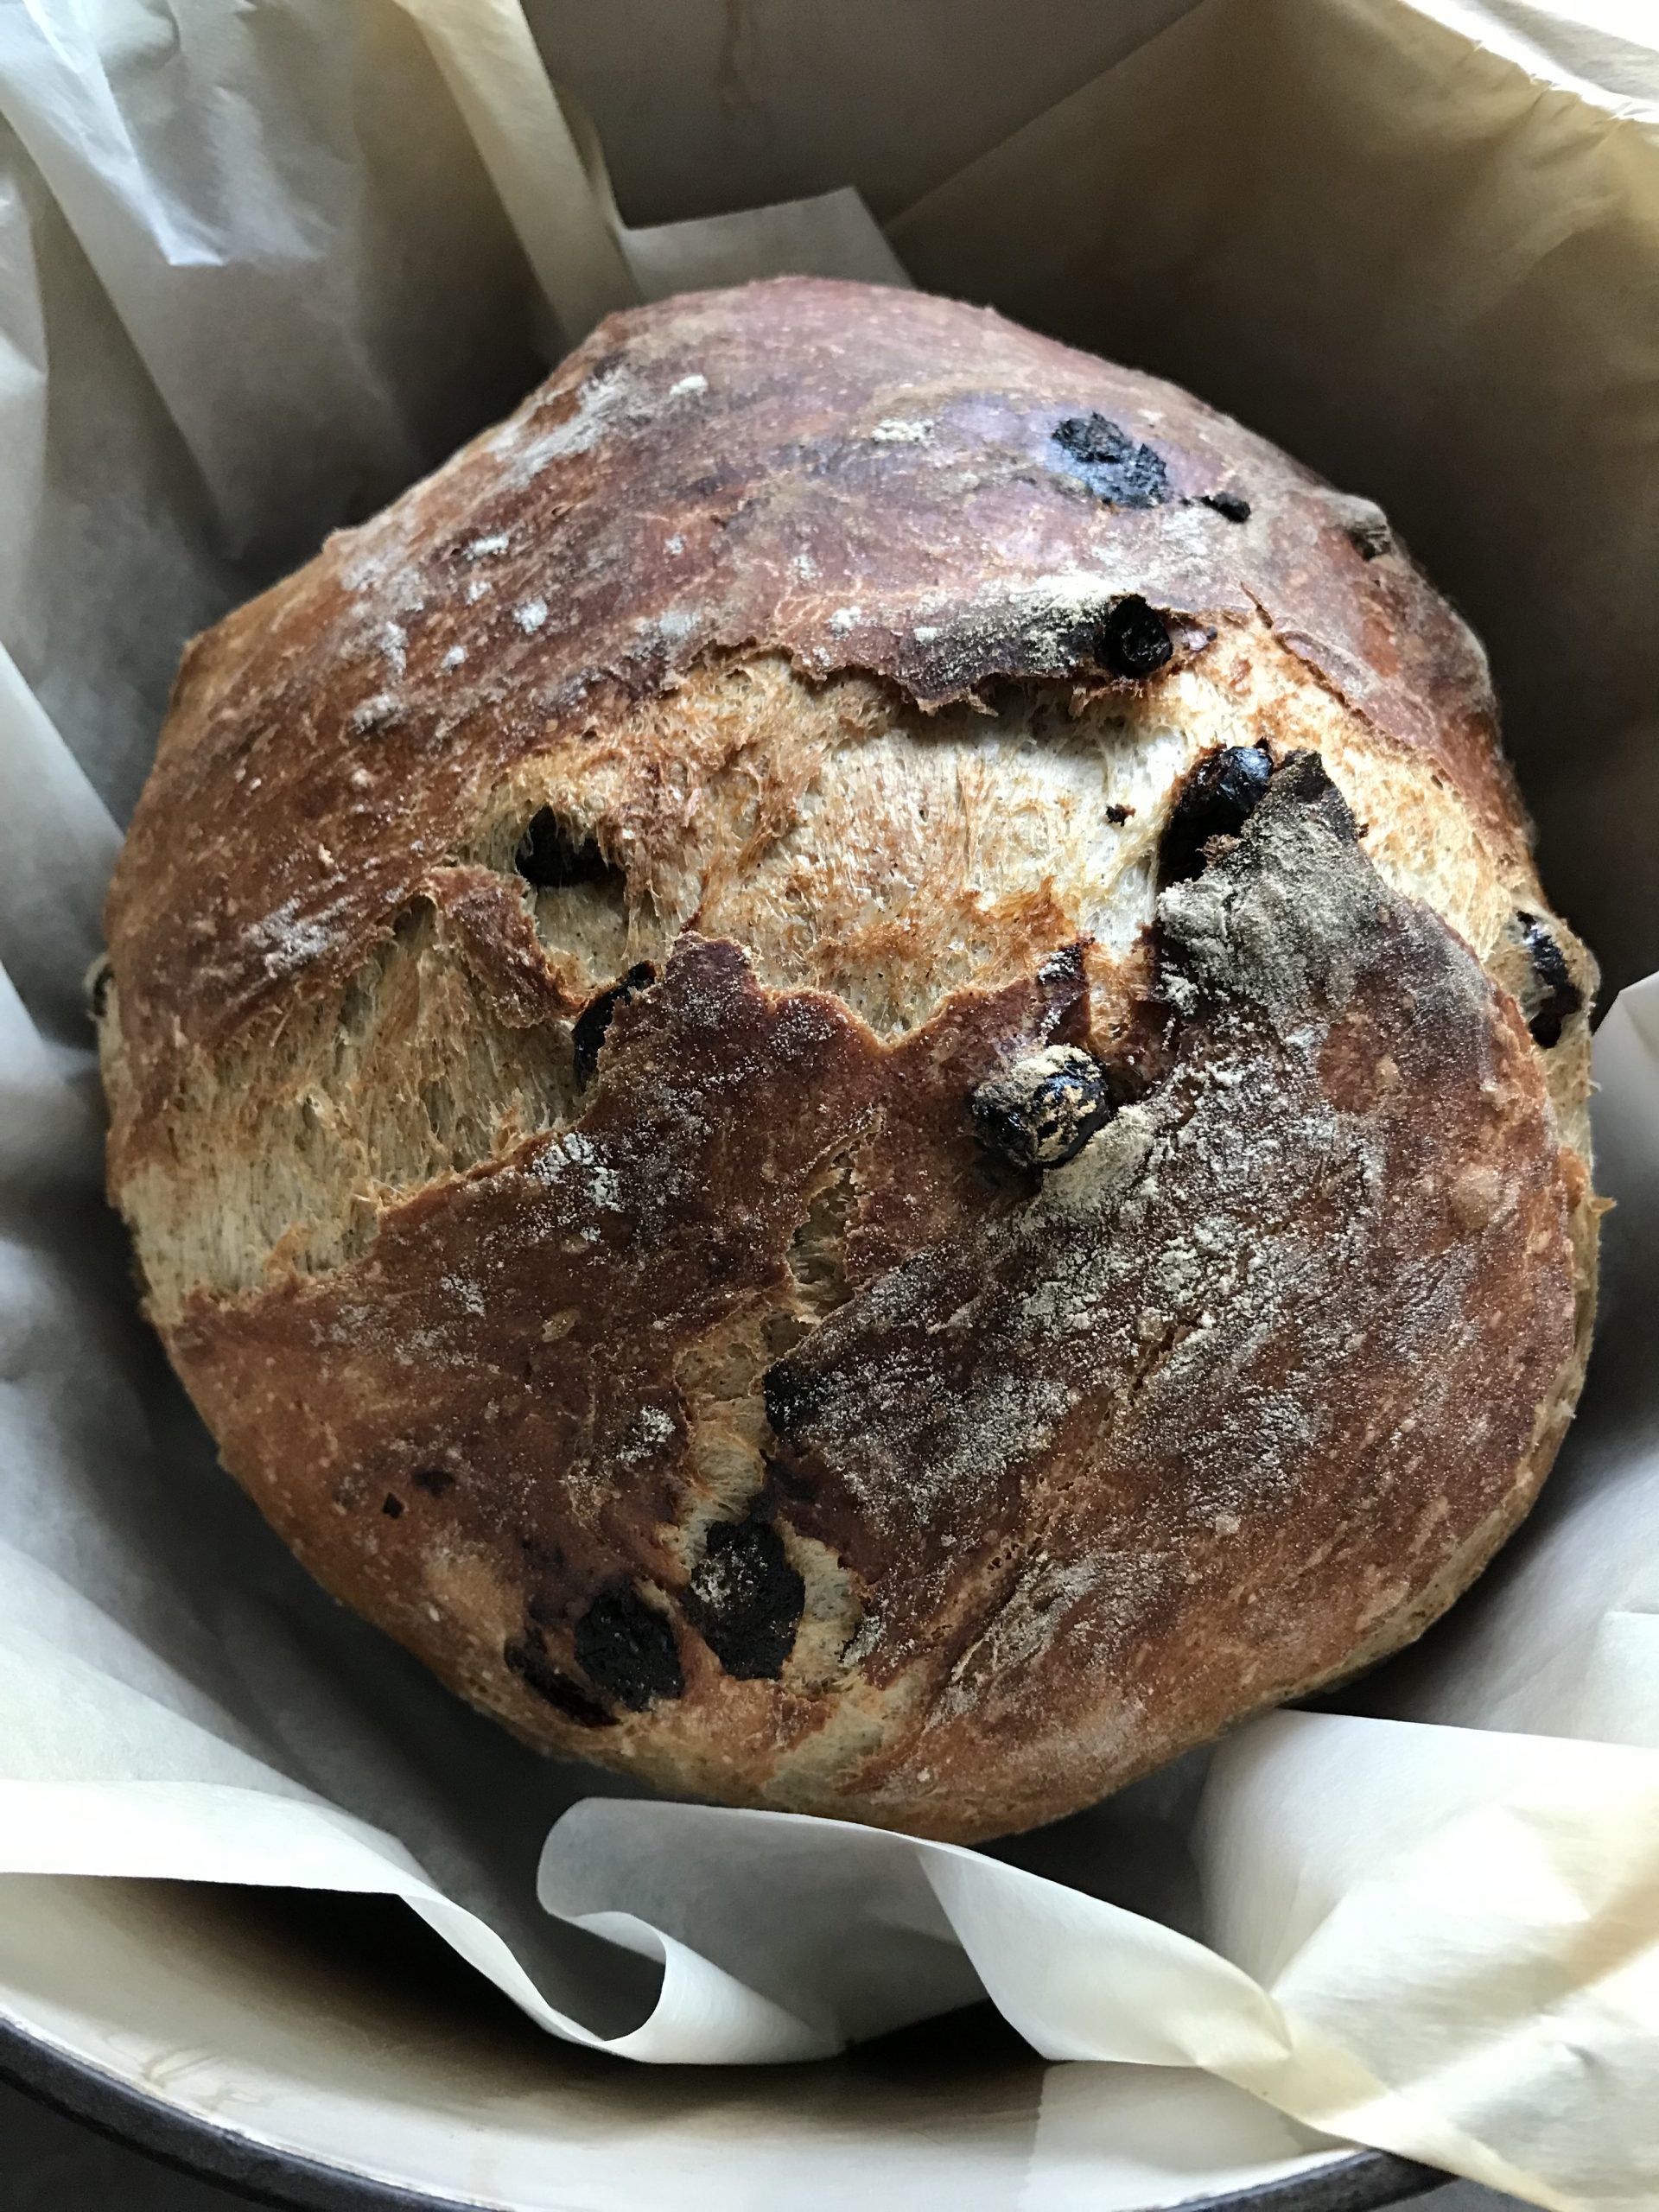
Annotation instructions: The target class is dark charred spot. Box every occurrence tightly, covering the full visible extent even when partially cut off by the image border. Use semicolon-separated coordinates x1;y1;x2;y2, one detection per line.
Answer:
574;1582;683;1711
515;808;619;893
762;1359;830;1446
573;962;657;1086
1202;490;1252;523
686;1514;806;1680
504;1627;616;1728
86;955;114;1023
1104;802;1135;824
1516;912;1583;1048
1097;596;1173;680
381;1493;404;1518
1158;746;1274;886
1051;413;1171;508
971;1046;1112;1172
411;1465;455;1497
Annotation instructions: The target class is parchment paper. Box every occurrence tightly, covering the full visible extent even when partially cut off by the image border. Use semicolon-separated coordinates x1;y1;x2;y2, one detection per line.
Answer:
0;3;1656;2205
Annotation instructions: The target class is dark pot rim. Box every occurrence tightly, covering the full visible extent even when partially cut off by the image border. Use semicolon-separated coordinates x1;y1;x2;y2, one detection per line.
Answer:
0;2010;1442;2212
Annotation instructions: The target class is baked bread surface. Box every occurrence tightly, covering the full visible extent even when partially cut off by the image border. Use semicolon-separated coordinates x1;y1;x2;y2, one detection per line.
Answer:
99;278;1597;1840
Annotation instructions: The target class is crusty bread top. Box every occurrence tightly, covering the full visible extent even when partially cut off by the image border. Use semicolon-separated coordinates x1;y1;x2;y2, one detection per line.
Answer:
105;276;1527;1139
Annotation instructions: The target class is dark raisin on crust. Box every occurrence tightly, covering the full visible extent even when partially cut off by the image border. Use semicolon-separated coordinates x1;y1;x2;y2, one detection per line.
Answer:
1157;745;1274;885
381;1493;404;1518
504;1627;616;1727
1516;912;1583;1048
1097;595;1173;680
574;1582;684;1710
1202;489;1252;522
411;1465;454;1496
686;1514;806;1680
514;807;620;892
970;1046;1113;1172
572;962;657;1086
1050;413;1171;508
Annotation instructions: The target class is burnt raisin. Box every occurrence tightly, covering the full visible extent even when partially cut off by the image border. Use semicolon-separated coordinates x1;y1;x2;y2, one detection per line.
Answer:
687;1515;805;1680
762;1360;827;1446
1516;912;1582;1048
1158;746;1274;885
516;809;617;891
971;1046;1112;1172
1347;515;1393;560
411;1466;454;1496
381;1493;404;1518
574;1583;683;1710
504;1628;615;1727
1202;490;1252;523
1051;413;1171;508
1098;596;1173;680
572;962;656;1086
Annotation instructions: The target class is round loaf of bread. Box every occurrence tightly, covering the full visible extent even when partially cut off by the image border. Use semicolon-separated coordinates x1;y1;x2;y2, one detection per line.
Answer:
99;278;1599;1842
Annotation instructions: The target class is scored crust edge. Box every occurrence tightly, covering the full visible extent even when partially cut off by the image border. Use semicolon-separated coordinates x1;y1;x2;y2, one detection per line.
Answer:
94;278;1600;1841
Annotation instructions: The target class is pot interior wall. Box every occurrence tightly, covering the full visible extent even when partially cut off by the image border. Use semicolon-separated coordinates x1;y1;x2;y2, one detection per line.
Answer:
0;1876;1420;2212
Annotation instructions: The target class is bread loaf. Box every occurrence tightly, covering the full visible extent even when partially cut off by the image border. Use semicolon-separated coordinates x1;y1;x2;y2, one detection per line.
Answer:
98;278;1598;1842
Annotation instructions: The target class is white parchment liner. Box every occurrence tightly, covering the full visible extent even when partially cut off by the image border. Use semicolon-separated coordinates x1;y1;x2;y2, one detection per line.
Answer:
1;3;1656;2204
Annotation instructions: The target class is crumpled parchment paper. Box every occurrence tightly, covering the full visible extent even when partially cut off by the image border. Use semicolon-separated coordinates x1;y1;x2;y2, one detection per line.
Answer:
1;3;1656;2204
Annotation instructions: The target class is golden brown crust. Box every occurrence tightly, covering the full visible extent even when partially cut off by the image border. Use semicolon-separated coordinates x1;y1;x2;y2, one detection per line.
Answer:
101;281;1598;1841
